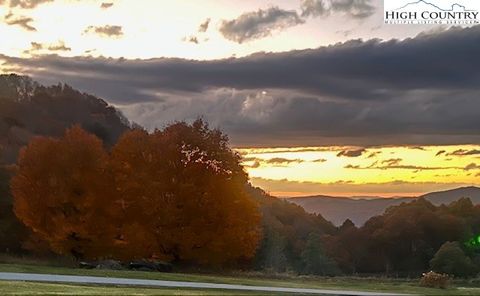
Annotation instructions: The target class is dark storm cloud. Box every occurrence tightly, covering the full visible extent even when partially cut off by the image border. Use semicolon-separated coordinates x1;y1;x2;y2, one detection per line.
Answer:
3;26;479;100
84;25;123;37
219;7;304;43
2;26;480;146
435;150;446;156
301;0;375;19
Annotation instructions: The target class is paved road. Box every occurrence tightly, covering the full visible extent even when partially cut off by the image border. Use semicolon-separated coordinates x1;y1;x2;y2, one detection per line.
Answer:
0;272;411;295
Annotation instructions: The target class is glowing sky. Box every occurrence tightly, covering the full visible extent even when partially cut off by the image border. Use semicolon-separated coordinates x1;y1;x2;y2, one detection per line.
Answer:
238;145;480;197
1;0;480;197
0;0;462;59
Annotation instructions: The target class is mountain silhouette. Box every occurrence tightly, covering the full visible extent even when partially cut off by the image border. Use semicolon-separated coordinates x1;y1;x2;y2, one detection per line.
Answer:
289;186;480;226
395;0;473;12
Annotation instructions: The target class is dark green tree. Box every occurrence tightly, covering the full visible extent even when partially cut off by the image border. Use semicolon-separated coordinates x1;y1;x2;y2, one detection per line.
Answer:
255;227;288;273
301;232;339;276
430;241;478;278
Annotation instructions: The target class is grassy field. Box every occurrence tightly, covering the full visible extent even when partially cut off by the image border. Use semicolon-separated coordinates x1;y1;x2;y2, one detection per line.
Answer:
0;281;286;295
0;262;479;295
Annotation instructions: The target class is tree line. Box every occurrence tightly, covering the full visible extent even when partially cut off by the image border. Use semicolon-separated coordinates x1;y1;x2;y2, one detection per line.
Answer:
1;120;480;277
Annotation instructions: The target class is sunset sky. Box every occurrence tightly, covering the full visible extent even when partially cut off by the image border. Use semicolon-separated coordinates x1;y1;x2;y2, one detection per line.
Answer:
1;0;480;197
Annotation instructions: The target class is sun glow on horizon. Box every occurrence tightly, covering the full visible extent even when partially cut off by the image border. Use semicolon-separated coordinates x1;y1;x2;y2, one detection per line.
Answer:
237;145;480;197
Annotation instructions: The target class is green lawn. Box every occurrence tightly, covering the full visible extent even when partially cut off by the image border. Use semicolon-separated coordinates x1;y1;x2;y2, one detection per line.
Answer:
0;281;285;295
0;262;479;295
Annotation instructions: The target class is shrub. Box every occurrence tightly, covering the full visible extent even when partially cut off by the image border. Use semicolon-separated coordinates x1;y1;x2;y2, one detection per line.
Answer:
420;271;450;289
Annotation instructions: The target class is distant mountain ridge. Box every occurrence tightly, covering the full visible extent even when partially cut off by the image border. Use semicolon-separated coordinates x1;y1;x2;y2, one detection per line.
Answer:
288;186;480;226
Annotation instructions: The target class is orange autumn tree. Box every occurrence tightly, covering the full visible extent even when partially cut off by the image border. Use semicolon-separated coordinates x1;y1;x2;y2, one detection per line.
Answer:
111;120;261;264
11;126;116;259
12;121;261;265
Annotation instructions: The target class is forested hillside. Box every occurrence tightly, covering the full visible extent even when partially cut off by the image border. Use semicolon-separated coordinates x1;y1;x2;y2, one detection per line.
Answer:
0;74;129;163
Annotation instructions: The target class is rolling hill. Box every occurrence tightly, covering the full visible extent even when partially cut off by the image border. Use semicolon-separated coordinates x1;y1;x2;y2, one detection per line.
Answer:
0;74;130;164
288;186;480;226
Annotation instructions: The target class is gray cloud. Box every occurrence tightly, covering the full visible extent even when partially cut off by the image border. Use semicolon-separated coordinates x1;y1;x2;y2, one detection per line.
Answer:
2;26;480;146
24;41;71;54
4;13;36;31
239;147;333;154
337;148;365;157
346;160;480;172
219;7;304;43
447;149;480;156
100;2;113;9
30;42;42;50
184;36;199;44
7;0;52;9
84;25;123;37
301;0;375;19
465;163;480;171
381;158;402;166
265;157;304;164
47;42;71;51
345;163;461;171
198;18;210;33
367;151;381;158
241;156;305;165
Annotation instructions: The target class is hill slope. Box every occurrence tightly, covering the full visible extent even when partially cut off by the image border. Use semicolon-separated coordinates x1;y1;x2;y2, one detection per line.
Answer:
421;186;480;205
0;74;130;163
289;186;480;226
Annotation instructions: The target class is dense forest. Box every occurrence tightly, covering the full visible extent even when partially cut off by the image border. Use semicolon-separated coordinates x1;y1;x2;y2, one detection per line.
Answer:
1;74;479;278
